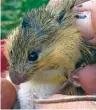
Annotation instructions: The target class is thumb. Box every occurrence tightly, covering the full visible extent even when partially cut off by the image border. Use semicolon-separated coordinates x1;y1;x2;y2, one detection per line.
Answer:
74;64;96;95
73;0;96;32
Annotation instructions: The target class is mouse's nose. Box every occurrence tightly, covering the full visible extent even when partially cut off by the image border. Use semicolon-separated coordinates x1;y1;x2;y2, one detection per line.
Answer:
9;71;29;85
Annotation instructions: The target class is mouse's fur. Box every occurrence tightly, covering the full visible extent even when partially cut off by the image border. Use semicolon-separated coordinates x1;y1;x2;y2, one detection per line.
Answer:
5;0;84;109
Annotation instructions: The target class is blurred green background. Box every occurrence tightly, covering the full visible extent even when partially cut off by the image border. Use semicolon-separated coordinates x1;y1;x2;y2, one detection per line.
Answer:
1;0;49;39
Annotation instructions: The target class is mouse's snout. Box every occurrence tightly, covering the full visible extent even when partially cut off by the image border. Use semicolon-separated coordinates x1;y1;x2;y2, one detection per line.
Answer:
9;70;29;85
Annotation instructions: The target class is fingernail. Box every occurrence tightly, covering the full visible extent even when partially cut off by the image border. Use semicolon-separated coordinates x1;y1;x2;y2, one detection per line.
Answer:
73;75;79;79
73;80;81;87
77;4;83;7
74;14;87;19
74;14;80;19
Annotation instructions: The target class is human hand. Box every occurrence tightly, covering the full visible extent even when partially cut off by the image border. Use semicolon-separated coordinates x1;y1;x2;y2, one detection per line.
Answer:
73;0;96;45
1;40;9;78
1;78;17;109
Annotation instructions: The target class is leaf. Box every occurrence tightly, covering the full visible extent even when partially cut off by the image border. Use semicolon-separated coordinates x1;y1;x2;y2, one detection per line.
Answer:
1;0;49;39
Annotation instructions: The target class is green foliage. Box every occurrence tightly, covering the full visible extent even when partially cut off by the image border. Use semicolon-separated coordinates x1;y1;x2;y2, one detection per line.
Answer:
1;0;49;39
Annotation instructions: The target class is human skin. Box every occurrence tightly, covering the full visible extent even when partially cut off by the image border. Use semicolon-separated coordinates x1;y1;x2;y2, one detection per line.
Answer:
1;40;9;78
73;0;96;45
73;64;96;95
73;0;96;32
1;78;17;109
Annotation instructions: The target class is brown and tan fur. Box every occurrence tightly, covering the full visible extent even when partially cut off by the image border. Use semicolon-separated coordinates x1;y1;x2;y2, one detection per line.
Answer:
5;0;83;109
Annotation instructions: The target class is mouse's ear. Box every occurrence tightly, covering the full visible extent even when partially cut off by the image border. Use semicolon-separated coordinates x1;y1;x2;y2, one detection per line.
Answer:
20;7;59;41
22;16;31;29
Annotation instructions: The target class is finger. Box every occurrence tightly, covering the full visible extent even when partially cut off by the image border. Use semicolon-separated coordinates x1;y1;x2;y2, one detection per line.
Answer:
73;0;96;34
91;12;96;32
87;36;96;45
76;64;96;95
74;11;95;39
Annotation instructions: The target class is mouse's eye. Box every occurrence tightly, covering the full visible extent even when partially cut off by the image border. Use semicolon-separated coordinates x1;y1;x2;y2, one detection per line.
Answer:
56;10;65;24
28;51;39;61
